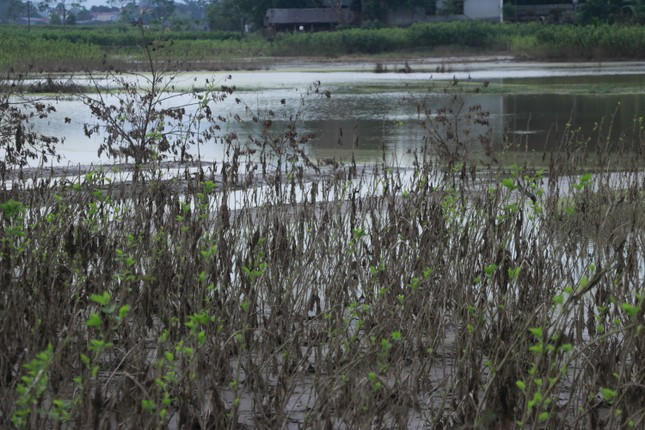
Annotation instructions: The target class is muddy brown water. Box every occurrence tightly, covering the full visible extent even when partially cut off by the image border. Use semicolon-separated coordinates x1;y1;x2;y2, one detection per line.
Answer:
14;61;645;168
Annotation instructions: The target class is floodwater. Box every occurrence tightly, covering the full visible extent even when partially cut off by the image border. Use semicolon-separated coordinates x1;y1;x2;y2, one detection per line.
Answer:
19;60;645;167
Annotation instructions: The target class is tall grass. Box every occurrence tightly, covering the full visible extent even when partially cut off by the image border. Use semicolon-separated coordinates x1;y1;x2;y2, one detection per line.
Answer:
1;68;644;428
0;35;104;72
534;24;645;59
3;25;245;47
2;22;645;72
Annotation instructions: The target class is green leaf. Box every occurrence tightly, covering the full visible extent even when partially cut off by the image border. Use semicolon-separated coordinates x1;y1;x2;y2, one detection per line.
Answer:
538;412;549;423
508;266;522;280
0;199;26;220
528;392;542;410
516;380;526;391
380;338;391;351
118;305;131;320
529;327;543;339
86;313;102;328
620;303;640;317
89;339;112;352
600;387;618;402
80;353;90;367
501;178;516;189
484;263;498;277
202;180;216;193
90;292;110;306
141;399;156;412
352;228;366;240
529;343;543;353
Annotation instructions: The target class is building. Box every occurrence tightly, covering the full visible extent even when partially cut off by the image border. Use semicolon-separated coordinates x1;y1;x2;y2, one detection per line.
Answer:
461;0;503;22
387;1;503;26
265;0;503;34
264;8;355;33
89;11;120;23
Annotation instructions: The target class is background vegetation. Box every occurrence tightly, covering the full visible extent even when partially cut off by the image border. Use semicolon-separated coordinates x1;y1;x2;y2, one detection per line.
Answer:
2;21;645;72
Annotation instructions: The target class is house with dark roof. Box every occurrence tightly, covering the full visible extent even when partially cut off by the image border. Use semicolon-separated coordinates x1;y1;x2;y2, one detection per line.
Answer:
264;8;355;33
265;0;503;35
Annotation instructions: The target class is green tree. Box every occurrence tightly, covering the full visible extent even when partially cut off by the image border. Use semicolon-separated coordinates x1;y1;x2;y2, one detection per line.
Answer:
38;0;85;26
116;1;139;23
577;0;643;24
207;0;251;31
64;10;76;23
358;0;436;22
438;0;464;15
150;0;175;23
0;0;27;23
49;10;61;23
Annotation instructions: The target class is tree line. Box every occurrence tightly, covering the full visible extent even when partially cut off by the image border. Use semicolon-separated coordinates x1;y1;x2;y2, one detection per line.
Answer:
1;0;644;29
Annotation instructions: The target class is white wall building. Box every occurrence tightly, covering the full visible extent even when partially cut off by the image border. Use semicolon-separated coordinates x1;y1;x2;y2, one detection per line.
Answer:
464;0;503;22
436;0;503;22
386;1;503;27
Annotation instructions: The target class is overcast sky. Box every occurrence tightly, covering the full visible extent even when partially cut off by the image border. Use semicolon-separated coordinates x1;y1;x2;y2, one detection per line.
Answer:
82;0;193;8
82;0;114;8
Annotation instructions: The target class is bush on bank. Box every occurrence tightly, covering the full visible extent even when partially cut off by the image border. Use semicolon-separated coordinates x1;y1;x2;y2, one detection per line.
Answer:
1;22;645;71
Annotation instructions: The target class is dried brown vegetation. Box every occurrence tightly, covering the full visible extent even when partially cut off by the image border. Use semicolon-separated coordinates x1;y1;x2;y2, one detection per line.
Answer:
1;59;645;430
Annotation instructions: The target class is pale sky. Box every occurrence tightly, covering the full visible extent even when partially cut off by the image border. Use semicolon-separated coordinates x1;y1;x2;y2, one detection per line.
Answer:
82;0;189;9
83;0;115;8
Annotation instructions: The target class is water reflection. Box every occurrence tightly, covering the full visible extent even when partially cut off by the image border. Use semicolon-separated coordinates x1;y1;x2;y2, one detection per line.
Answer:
503;93;643;151
21;72;645;167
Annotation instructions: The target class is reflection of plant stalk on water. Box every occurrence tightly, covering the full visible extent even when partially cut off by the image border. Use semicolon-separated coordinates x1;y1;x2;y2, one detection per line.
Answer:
1;29;644;430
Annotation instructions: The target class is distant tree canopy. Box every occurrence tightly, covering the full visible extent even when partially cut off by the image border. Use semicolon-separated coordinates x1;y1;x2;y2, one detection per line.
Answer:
504;0;645;24
504;0;571;4
38;0;86;25
207;0;310;32
361;0;437;21
576;0;645;23
0;0;27;22
150;0;175;22
0;0;41;23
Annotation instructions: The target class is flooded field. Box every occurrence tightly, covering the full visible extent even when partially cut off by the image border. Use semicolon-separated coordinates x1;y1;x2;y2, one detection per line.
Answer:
22;60;645;166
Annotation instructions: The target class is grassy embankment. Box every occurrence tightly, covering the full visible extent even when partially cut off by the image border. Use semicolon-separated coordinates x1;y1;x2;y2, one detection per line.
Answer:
2;22;645;72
